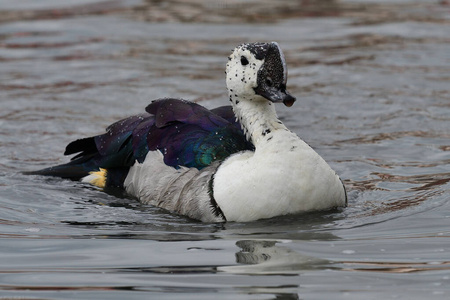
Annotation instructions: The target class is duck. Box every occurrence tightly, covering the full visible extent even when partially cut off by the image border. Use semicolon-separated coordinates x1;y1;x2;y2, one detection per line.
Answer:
27;42;347;222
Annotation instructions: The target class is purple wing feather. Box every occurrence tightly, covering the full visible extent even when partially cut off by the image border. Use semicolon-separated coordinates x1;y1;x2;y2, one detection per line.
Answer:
145;99;252;168
210;106;240;129
146;99;230;130
32;98;253;183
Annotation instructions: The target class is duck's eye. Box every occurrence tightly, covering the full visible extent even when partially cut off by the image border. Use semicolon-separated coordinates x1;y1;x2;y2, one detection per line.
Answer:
265;77;273;87
240;56;249;66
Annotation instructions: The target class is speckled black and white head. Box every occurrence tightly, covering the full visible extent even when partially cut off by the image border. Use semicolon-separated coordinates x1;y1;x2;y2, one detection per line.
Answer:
226;42;296;107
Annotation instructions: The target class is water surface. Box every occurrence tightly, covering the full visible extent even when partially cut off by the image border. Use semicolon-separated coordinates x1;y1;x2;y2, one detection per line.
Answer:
1;0;449;299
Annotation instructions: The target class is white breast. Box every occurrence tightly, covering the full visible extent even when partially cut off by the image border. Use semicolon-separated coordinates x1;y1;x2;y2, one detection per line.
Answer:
213;131;346;222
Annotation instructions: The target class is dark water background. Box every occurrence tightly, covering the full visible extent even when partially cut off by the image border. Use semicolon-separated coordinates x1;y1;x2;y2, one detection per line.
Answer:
1;0;449;299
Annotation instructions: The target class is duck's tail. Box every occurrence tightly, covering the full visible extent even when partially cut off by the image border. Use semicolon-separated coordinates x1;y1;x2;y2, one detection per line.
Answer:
24;160;93;181
24;161;129;189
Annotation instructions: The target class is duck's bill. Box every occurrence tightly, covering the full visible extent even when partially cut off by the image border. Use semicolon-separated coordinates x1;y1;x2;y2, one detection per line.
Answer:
256;87;296;107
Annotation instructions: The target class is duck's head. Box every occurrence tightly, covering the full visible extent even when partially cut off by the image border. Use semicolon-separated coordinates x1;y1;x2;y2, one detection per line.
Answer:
226;42;296;107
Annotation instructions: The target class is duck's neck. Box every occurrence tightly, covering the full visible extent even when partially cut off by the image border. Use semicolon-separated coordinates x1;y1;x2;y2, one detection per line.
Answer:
230;95;288;146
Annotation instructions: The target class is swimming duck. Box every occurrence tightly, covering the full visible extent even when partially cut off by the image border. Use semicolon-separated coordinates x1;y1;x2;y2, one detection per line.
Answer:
28;42;347;222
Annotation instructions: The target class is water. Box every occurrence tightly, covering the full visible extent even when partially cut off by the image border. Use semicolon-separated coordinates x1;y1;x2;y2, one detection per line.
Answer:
1;0;449;299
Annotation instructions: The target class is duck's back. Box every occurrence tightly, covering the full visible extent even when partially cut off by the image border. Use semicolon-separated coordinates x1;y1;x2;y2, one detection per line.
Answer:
27;99;252;189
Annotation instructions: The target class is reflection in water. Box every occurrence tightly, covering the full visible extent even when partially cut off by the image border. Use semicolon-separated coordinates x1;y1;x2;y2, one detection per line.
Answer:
224;240;450;276
343;260;450;274
220;240;329;275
